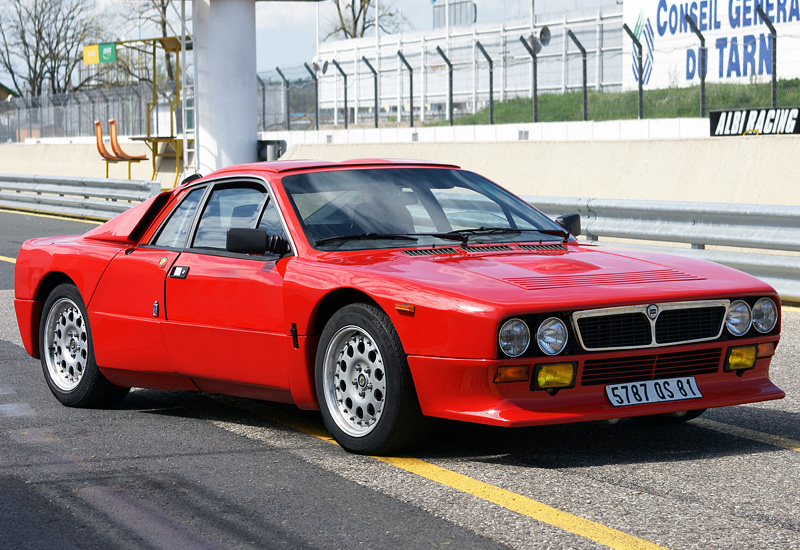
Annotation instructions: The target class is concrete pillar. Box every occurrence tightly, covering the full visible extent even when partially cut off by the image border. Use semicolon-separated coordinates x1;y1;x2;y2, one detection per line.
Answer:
195;0;258;174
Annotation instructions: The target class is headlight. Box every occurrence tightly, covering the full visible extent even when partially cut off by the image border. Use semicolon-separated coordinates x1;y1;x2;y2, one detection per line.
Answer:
537;317;568;355
499;318;530;357
752;297;778;333
726;300;752;336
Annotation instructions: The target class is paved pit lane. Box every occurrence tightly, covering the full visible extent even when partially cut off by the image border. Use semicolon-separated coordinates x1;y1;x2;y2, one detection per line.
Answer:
1;209;798;549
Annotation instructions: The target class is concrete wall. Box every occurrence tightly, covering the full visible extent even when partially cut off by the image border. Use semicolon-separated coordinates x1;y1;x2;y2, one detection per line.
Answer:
280;135;800;206
0;140;176;190
3;117;799;205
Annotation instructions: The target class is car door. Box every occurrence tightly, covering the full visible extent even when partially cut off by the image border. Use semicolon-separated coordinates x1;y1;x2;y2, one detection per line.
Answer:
161;180;293;390
89;186;206;373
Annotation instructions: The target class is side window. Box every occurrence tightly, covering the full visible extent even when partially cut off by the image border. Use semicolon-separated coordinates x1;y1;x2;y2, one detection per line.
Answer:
152;187;205;248
192;186;267;249
258;200;288;239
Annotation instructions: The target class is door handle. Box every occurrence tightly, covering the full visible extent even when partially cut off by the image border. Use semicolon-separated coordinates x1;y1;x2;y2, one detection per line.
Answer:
170;266;190;279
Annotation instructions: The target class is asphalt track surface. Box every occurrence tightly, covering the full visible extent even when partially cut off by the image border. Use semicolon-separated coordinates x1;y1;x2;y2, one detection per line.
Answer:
1;209;798;550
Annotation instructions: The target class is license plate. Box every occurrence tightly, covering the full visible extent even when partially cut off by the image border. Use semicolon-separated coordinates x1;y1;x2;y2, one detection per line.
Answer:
605;376;702;407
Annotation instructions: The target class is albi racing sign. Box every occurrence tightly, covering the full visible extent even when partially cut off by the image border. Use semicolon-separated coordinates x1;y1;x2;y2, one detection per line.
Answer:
711;107;800;135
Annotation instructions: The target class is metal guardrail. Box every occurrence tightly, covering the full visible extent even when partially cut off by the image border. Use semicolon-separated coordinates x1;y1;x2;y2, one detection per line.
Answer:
0;174;160;221
526;196;800;303
1;178;797;302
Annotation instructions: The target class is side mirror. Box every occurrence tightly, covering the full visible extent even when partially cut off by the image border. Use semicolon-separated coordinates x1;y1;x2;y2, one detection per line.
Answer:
227;228;290;255
555;213;581;237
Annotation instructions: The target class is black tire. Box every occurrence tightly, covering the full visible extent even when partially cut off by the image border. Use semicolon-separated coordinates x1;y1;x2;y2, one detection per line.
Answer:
39;283;130;407
315;303;428;455
632;409;707;424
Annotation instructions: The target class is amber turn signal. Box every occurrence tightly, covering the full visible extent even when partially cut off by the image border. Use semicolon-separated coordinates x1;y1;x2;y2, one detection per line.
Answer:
493;365;530;383
757;342;776;358
725;345;757;371
533;363;576;390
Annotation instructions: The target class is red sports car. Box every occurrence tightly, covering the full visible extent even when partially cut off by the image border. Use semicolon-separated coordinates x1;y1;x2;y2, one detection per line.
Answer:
14;159;783;454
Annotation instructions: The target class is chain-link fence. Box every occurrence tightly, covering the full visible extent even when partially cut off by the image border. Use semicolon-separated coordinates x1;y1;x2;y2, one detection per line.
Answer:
5;10;800;140
0;83;184;143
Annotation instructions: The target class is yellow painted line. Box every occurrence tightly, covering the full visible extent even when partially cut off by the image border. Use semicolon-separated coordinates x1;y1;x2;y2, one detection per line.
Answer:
0;255;15;264
783;305;800;313
695;418;800;452
272;411;669;550
377;455;669;550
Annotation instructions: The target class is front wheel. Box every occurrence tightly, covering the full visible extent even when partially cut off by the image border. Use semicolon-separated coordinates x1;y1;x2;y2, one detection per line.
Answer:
39;283;130;407
315;303;427;455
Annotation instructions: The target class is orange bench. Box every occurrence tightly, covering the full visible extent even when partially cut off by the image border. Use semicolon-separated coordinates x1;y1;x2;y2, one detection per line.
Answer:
94;119;146;178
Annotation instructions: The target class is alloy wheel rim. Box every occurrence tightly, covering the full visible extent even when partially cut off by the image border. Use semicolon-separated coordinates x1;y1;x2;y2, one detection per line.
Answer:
323;325;387;437
44;298;88;392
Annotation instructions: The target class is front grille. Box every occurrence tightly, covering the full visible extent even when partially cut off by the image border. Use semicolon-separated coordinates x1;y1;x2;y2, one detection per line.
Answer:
655;307;726;344
572;300;728;351
577;313;651;349
581;348;722;386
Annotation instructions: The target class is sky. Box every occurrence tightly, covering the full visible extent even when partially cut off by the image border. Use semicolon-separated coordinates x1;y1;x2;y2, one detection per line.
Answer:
254;0;541;73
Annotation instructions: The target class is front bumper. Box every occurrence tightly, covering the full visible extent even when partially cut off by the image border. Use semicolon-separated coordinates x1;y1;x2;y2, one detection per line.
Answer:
407;338;784;427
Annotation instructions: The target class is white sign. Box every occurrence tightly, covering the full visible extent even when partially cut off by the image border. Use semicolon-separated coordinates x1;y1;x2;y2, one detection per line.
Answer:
623;0;800;90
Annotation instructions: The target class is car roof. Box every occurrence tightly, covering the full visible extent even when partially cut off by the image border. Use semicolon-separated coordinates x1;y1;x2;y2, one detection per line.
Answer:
203;158;461;179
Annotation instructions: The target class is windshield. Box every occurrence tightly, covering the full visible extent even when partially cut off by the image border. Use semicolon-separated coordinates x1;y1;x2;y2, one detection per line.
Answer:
281;167;569;250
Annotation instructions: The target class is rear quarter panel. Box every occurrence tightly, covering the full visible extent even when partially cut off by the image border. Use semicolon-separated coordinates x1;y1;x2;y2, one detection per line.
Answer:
14;236;124;358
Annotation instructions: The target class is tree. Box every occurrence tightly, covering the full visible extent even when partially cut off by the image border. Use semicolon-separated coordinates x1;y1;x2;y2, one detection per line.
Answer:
325;0;410;41
0;0;106;96
139;0;177;83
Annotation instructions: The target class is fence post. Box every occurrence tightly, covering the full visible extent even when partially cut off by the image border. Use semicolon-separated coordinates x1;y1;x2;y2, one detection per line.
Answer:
256;75;266;131
436;46;453;126
519;36;538;122
623;23;644;120
397;50;414;128
275;67;291;131
567;30;588;121
684;15;706;118
361;56;379;128
756;5;777;108
303;62;320;131
475;41;494;125
329;60;348;129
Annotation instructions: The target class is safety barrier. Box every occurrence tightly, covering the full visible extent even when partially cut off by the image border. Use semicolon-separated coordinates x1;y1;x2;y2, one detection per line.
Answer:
526;196;800;303
0;174;159;221
1;175;797;302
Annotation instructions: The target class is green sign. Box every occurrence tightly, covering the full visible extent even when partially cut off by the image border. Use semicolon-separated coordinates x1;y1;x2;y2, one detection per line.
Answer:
99;43;116;64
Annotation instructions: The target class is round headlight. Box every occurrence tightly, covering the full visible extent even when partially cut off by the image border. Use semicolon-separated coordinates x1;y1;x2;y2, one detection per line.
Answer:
726;300;752;336
499;318;530;357
752;298;778;334
537;317;568;356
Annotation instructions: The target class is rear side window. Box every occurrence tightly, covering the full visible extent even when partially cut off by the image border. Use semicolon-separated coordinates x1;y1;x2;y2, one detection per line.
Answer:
151;188;205;248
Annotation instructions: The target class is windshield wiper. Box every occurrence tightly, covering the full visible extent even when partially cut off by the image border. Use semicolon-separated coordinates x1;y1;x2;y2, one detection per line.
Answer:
441;227;521;244
441;227;571;244
315;233;419;246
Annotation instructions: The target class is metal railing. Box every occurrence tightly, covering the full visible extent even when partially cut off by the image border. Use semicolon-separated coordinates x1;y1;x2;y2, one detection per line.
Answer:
0;174;160;220
1;176;797;302
527;196;800;303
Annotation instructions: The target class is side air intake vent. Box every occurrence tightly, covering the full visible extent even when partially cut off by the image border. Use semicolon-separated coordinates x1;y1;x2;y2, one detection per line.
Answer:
403;248;458;256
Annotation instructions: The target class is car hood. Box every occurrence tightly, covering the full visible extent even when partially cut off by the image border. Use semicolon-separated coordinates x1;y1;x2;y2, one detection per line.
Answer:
320;243;776;312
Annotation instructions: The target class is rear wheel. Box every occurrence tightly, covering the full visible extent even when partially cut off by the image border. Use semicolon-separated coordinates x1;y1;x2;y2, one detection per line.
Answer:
39;284;130;407
316;303;427;455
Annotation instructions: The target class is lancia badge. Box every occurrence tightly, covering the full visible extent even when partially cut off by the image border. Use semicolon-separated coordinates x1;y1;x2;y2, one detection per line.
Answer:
646;304;659;319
